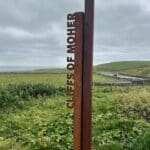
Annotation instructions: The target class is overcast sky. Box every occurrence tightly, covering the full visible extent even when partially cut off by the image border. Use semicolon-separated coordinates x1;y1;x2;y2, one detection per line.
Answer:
0;0;150;68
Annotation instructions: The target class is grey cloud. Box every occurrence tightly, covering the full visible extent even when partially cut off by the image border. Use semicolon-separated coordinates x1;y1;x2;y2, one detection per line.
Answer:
0;0;83;68
0;0;150;68
94;0;150;64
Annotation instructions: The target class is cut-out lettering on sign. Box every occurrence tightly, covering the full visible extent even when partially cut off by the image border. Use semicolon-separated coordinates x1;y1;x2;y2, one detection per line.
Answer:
66;13;76;108
66;13;84;109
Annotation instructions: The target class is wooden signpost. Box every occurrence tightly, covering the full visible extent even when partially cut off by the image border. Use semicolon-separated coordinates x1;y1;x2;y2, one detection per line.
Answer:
66;0;94;150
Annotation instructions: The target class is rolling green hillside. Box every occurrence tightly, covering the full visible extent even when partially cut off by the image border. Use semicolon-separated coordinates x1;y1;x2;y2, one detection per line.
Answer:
95;61;150;77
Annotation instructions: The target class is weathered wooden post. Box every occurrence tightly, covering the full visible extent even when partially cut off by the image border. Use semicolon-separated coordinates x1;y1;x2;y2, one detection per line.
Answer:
66;0;94;150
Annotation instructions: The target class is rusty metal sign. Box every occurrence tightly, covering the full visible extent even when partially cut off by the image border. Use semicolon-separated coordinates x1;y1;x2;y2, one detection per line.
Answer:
66;12;84;149
66;0;94;150
82;0;94;149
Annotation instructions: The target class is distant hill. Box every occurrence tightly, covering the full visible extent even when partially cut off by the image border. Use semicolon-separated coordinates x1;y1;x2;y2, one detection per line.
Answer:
0;68;68;74
94;61;150;77
32;68;67;74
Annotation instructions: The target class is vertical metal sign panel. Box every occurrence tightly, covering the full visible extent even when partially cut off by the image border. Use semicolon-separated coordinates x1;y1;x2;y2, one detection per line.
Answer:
74;12;84;150
82;0;94;149
67;0;94;149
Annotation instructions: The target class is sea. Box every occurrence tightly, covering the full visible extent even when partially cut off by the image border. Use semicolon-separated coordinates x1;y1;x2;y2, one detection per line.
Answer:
0;66;47;72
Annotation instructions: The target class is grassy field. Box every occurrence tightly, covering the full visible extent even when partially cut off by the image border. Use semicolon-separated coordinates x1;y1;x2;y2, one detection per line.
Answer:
0;73;121;87
0;73;66;87
0;72;150;150
95;61;150;77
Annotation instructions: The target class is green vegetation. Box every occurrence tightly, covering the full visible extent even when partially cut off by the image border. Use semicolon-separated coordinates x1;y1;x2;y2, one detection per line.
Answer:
93;86;150;149
95;61;150;77
0;73;66;87
0;94;72;150
0;73;120;86
0;84;65;109
0;71;150;149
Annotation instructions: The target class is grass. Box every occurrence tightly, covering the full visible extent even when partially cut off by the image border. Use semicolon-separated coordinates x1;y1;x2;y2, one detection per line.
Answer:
0;96;73;150
0;73;66;87
95;61;150;77
0;72;150;149
93;86;150;149
0;73;121;87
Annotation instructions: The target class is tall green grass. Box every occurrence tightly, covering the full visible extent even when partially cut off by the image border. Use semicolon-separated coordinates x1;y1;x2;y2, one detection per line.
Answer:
0;84;65;109
93;86;150;149
0;73;150;149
